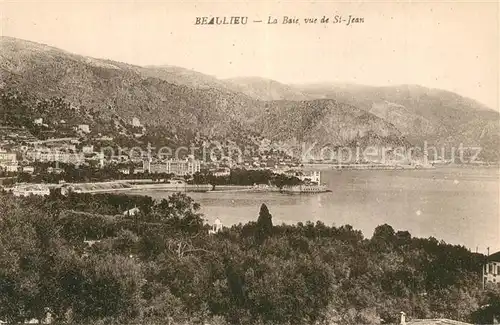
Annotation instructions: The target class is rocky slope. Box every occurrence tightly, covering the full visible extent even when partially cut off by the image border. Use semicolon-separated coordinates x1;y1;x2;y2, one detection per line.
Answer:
0;36;259;138
296;84;500;160
1;36;498;160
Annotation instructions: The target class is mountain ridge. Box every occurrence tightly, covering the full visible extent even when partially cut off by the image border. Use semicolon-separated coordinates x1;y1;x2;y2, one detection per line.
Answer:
1;36;498;161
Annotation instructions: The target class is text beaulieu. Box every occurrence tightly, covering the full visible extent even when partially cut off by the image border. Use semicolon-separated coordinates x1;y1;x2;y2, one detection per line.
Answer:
195;16;248;25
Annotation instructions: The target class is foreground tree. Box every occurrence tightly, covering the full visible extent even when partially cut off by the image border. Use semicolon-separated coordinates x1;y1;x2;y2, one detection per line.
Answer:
255;204;273;244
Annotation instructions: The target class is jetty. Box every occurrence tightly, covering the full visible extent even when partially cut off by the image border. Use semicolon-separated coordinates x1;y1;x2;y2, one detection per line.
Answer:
4;180;213;196
251;183;330;194
66;180;212;193
302;163;435;170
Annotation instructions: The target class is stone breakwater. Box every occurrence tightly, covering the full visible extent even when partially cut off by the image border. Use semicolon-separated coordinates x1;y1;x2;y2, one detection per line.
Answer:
68;182;213;193
5;181;213;195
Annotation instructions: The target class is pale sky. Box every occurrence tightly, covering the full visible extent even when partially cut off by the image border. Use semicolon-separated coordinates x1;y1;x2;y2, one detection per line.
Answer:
1;0;499;110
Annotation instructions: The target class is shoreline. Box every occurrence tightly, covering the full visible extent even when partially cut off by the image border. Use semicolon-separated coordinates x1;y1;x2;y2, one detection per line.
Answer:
3;165;497;195
5;182;331;195
301;163;499;170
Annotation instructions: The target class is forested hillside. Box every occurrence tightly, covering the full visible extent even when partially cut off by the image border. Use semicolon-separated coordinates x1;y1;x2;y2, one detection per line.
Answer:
0;191;498;325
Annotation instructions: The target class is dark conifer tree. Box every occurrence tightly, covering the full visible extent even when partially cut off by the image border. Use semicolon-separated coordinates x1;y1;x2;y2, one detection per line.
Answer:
255;203;273;244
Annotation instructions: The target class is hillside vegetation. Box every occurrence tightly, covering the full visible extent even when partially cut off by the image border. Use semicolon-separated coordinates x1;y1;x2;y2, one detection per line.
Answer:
1;36;499;160
0;191;498;325
0;37;259;138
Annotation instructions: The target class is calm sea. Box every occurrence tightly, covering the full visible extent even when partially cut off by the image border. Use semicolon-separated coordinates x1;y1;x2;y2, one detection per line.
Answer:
128;167;500;253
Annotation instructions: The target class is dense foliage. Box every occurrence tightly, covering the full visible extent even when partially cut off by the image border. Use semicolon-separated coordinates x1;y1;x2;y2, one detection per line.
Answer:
0;191;497;325
192;169;303;189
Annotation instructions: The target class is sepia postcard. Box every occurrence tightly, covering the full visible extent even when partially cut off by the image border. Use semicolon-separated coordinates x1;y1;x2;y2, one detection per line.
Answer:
0;1;499;324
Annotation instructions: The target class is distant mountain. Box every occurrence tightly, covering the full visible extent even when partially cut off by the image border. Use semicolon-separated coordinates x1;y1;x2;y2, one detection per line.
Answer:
223;76;309;101
200;72;499;160
140;65;228;90
295;83;500;160
1;36;498;161
141;69;309;101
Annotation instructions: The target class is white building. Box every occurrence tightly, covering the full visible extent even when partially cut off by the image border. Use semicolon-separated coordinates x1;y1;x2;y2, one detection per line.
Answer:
483;251;500;287
118;168;130;175
2;164;19;172
123;207;140;216
132;117;142;127
213;168;230;177
47;167;64;174
302;171;321;184
82;145;94;154
33;118;43;125
78;124;90;133
209;218;223;234
0;150;17;163
22;166;35;174
26;149;85;165
0;150;18;172
284;170;321;184
133;167;145;174
144;158;201;176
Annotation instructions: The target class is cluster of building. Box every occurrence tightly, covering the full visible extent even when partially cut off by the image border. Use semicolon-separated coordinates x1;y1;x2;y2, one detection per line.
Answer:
0;115;152;175
238;156;298;169
0;139;211;179
0;126;39;145
0;139;105;174
25;145;103;167
11;184;52;197
0;116;318;184
1;133;323;185
0;149;18;172
33;117;91;135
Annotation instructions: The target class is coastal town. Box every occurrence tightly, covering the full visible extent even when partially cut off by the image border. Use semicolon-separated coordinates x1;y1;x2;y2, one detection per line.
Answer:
0;113;450;197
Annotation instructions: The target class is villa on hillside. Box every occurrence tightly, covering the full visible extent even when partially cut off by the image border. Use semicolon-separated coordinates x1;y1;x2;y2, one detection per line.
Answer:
483;250;500;287
123;207;140;216
77;124;90;133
